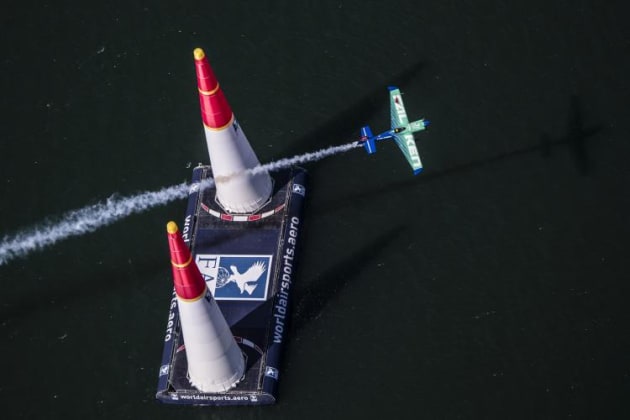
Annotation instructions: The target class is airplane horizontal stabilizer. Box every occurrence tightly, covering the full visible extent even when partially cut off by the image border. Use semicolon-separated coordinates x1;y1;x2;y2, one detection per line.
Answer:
360;125;377;154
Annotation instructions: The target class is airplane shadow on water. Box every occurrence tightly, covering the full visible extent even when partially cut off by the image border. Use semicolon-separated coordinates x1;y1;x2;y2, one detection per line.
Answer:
540;95;603;175
313;94;606;211
269;60;425;161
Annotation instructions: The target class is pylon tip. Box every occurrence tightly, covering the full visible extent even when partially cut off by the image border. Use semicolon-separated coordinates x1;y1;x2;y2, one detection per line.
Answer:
166;221;178;234
193;48;205;61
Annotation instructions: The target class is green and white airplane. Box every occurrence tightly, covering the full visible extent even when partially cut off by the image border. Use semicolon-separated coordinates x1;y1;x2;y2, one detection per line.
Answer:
358;86;429;175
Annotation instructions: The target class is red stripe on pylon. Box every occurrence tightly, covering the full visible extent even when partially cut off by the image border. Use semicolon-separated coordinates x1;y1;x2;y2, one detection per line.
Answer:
166;221;207;300
194;48;233;129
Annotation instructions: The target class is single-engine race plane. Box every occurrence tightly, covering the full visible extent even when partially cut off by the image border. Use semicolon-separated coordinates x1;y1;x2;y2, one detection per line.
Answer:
358;86;429;175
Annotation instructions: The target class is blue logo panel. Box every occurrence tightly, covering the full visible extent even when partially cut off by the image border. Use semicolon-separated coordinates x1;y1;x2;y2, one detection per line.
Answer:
195;254;273;301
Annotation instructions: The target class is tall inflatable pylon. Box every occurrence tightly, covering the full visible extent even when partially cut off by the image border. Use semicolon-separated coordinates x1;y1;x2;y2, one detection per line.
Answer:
194;48;273;214
166;221;245;392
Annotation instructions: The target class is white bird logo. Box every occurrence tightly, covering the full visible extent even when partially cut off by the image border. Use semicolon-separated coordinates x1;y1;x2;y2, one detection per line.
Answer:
227;261;267;295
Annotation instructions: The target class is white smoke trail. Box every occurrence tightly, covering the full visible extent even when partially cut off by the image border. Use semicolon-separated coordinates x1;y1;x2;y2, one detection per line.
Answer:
251;141;361;175
0;181;195;266
0;141;360;266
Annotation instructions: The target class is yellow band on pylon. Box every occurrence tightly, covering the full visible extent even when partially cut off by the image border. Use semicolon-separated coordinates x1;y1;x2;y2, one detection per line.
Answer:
203;114;235;131
198;84;221;96
177;287;208;302
171;254;193;268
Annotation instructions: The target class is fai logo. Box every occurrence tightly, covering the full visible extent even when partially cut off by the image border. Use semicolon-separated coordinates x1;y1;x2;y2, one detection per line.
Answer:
195;254;272;301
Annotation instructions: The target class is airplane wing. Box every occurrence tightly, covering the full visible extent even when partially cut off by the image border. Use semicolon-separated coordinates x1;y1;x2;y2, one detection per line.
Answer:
393;132;423;175
389;87;423;174
389;87;409;127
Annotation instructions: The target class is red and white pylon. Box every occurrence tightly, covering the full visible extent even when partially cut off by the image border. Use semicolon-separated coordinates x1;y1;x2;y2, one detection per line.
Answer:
194;48;272;214
166;221;244;392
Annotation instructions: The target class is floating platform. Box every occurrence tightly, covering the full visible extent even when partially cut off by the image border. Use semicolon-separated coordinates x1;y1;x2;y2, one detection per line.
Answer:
156;165;307;405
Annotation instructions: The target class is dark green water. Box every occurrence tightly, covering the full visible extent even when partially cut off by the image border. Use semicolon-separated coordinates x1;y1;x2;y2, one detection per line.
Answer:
2;1;630;418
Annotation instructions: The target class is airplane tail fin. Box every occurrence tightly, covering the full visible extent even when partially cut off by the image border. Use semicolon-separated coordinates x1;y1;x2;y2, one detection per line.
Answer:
360;125;377;154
